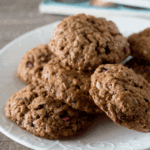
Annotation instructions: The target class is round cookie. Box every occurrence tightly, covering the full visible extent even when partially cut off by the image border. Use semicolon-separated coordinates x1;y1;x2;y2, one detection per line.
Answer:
49;13;130;71
5;83;94;139
128;28;150;62
128;35;150;62
90;64;150;132
125;57;150;83
138;28;150;37
42;57;102;114
17;44;55;84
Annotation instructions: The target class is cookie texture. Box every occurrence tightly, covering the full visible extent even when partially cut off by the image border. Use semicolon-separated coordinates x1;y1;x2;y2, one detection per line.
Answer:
125;57;150;83
5;83;93;139
42;57;102;114
49;13;130;71
90;64;150;132
17;45;55;84
128;28;150;62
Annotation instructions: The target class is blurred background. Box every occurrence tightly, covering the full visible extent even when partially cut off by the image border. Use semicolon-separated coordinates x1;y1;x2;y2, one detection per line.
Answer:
39;0;150;17
0;0;150;149
0;0;66;51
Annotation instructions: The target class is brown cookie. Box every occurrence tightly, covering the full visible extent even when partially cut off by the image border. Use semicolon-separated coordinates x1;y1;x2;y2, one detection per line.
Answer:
138;28;150;37
17;45;55;84
5;83;94;139
49;13;130;71
42;57;102;114
125;57;150;83
90;64;150;132
128;28;150;62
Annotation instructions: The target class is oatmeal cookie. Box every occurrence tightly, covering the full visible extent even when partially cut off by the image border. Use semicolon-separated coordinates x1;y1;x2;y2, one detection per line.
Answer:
17;45;55;84
5;83;93;139
49;13;130;71
128;28;150;62
90;64;150;132
42;57;102;114
125;57;150;83
138;28;150;37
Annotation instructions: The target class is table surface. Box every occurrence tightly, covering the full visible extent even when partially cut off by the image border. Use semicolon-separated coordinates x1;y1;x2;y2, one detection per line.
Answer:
0;0;150;150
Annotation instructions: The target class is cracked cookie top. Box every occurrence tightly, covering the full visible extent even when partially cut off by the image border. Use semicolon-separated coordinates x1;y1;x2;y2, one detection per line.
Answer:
42;57;102;114
90;64;150;132
49;14;130;71
5;83;93;139
17;44;55;84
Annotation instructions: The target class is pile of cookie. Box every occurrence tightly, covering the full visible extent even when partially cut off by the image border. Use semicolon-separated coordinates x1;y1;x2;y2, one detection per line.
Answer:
5;14;150;140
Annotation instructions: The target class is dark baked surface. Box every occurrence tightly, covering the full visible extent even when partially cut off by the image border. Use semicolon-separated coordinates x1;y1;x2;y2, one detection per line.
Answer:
49;14;130;71
5;83;93;139
128;28;150;62
17;45;55;84
42;57;102;114
125;57;150;83
90;64;150;132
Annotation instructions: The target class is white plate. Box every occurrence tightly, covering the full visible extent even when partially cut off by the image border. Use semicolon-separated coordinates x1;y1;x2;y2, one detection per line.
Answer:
0;16;150;150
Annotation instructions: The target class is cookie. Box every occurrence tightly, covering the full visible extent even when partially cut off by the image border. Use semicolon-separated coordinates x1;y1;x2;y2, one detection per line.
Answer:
125;58;150;83
42;57;102;114
128;28;150;62
90;64;150;132
138;28;150;37
17;44;55;84
5;83;93;139
49;13;130;71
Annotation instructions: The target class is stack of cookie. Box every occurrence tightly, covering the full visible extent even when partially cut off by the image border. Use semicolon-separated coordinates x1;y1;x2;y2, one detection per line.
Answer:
5;14;150;140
